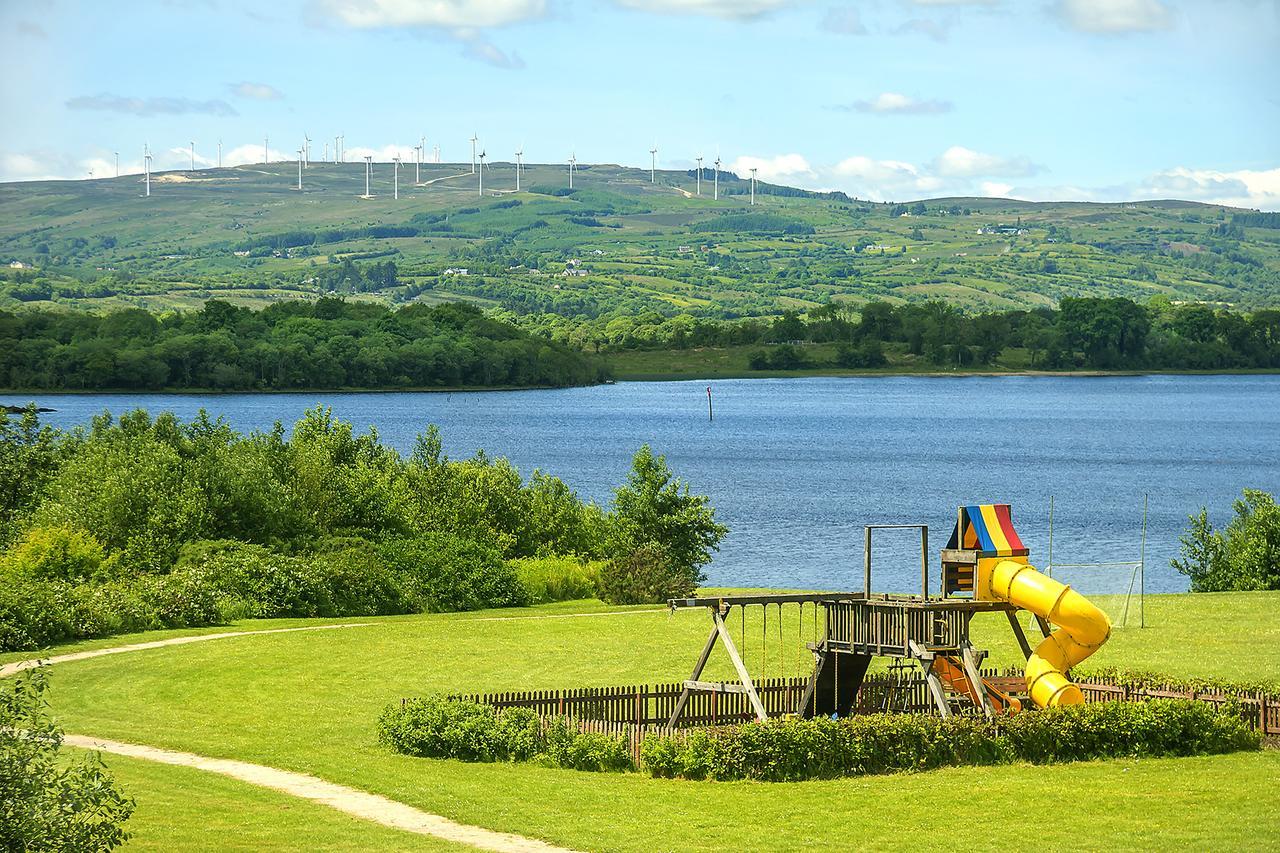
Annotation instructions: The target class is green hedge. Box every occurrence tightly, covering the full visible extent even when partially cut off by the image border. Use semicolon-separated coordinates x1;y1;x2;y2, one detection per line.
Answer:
642;701;1262;781
377;697;1260;782
377;696;632;772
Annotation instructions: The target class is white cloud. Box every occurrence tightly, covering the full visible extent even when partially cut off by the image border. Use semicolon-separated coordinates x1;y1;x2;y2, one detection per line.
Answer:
729;154;815;183
933;145;1039;178
614;0;794;18
229;81;284;100
65;94;238;117
980;181;1014;197
1132;166;1280;210
1055;0;1173;33
318;0;547;28
848;92;952;115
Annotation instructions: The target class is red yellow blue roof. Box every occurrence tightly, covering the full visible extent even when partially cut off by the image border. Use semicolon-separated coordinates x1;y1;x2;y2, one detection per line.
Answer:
946;504;1028;557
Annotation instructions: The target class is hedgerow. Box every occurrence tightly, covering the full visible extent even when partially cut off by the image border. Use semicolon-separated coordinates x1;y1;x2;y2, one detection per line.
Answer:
377;697;1260;782
377;696;633;772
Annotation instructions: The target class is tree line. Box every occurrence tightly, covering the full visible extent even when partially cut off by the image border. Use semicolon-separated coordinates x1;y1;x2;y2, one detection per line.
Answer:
0;299;607;391
517;297;1280;371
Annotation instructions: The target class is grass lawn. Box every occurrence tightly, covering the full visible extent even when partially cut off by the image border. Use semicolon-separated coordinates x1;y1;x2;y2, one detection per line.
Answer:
31;590;1280;850
72;750;461;852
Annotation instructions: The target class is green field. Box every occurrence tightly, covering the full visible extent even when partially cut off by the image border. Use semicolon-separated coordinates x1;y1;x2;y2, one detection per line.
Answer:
24;591;1280;850
3;162;1279;318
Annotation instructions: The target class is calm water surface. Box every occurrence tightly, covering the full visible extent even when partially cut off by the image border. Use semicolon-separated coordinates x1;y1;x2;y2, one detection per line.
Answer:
7;375;1279;594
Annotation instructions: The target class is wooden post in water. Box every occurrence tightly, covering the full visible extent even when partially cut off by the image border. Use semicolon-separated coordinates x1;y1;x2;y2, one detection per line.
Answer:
706;386;713;422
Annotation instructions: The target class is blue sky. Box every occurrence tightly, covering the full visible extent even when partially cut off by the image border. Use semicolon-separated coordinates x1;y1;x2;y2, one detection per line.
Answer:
1;0;1277;208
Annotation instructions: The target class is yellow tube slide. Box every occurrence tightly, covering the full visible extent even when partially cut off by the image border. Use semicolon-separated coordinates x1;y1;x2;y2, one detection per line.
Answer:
986;559;1111;708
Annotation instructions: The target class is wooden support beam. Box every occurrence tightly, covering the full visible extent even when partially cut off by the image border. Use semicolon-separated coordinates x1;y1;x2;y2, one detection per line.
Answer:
665;615;721;729
919;658;952;718
683;680;752;694
1006;610;1034;660
713;611;768;722
1034;615;1053;638
796;648;824;718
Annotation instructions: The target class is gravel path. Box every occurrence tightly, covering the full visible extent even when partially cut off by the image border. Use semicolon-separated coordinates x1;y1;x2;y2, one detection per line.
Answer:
0;624;371;679
64;735;578;852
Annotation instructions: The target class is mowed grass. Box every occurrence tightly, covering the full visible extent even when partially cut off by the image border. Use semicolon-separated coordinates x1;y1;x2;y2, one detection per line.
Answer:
70;750;462;852
33;590;1280;850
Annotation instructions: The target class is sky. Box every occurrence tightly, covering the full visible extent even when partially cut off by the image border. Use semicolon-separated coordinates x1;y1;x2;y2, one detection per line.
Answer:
1;0;1278;208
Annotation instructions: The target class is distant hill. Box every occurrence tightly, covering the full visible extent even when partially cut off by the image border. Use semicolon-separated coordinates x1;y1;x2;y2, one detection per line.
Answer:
1;161;1277;317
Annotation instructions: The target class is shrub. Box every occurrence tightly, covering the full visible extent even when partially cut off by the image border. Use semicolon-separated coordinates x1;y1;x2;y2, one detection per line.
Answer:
0;574;74;651
0;668;135;851
172;540;330;619
378;696;633;771
1;525;112;583
640;700;1260;781
510;555;602;603
378;534;526;612
598;544;692;605
1173;489;1280;591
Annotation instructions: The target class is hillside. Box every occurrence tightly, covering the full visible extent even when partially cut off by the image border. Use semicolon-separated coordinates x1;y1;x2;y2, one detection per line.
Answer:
1;161;1278;317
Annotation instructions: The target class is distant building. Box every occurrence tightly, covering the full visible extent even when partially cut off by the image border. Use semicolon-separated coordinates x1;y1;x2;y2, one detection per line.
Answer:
233;250;250;257
8;260;28;269
442;267;470;276
677;246;693;254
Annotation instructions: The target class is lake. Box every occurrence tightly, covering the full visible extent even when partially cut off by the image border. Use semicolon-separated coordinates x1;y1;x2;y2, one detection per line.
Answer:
5;375;1278;595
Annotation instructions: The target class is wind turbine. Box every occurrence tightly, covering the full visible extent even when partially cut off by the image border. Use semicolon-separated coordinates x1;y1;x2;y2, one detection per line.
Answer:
303;134;311;168
649;145;657;183
334;136;340;164
114;151;119;178
696;155;703;196
264;136;269;164
392;155;401;199
714;153;721;201
470;133;478;174
478;150;486;197
433;143;440;163
143;144;152;197
568;152;576;189
413;143;422;185
297;149;304;191
323;141;329;163
514;147;523;192
419;135;426;180
217;139;222;168
750;167;757;205
189;141;196;171
362;155;373;198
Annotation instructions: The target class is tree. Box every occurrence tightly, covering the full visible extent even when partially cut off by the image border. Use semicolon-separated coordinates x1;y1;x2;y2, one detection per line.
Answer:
605;445;727;599
0;669;134;851
1173;490;1280;592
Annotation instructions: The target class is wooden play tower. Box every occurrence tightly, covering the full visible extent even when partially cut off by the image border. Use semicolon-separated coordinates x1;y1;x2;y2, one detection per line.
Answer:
667;506;1065;727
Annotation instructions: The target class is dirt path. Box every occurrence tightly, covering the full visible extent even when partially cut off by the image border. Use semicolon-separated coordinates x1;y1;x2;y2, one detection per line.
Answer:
0;624;370;680
64;735;577;852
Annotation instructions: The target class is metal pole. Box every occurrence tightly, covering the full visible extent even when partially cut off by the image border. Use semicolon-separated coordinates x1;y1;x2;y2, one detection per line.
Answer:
1139;493;1148;628
706;386;713;421
864;527;872;597
921;526;929;599
1047;495;1054;579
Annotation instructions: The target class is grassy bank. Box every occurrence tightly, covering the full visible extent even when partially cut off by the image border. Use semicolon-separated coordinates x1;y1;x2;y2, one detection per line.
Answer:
25;590;1280;850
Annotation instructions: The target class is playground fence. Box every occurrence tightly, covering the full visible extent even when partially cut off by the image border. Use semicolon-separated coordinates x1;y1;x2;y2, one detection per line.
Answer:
449;672;1280;764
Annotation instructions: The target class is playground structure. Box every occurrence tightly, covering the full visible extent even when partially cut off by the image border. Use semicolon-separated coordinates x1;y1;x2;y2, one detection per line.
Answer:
666;504;1112;726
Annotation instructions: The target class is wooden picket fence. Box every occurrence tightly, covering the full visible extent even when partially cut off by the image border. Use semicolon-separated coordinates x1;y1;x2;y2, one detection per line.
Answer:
449;670;1280;765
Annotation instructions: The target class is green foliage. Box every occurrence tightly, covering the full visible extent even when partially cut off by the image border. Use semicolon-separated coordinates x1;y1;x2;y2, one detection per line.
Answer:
605;445;727;596
598;544;691;605
510;555;603;604
1174;490;1280;591
377;696;634;772
0;669;135;851
2;525;110;583
0;409;706;650
640;700;1260;782
0;300;606;391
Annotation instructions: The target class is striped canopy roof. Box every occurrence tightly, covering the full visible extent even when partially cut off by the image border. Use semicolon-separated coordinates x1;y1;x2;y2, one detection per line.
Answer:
945;504;1029;557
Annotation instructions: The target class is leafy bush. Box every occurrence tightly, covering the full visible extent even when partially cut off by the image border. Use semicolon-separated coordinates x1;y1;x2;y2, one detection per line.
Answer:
510;555;602;603
378;534;526;612
1173;489;1280;591
640;700;1260;782
0;668;135;851
0;575;74;651
1;525;112;583
598;544;691;605
603;445;726;601
377;696;633;771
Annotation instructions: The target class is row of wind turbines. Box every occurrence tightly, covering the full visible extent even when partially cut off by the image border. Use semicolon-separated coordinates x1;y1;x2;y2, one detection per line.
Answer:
132;134;763;205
